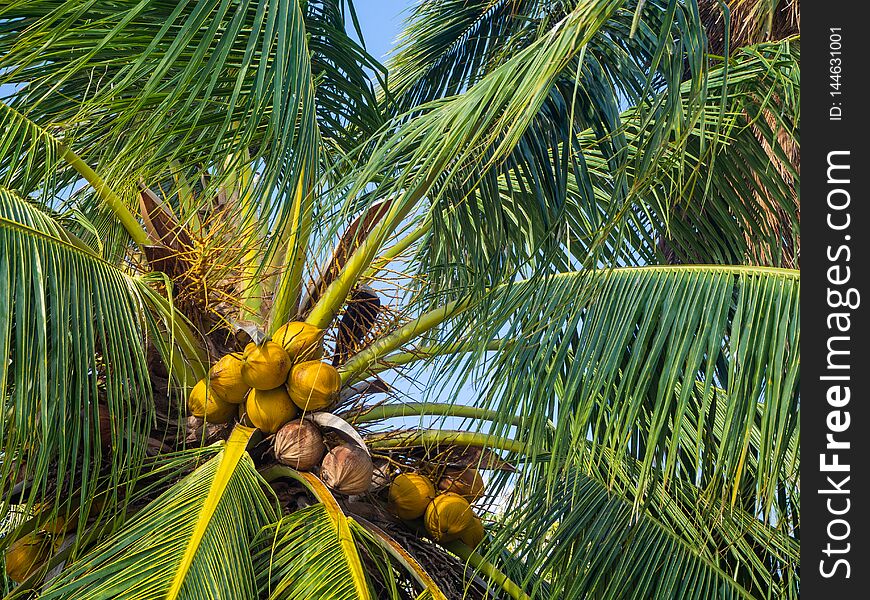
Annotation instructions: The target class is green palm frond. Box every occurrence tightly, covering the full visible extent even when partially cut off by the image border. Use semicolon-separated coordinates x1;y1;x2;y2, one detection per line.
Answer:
0;186;151;529
402;265;798;517
308;0;707;325
496;470;763;599
31;428;276;599
253;504;375;600
0;0;320;257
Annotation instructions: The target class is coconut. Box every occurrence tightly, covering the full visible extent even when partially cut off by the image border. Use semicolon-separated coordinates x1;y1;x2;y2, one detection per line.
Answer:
388;473;436;520
370;461;393;491
459;515;485;548
424;492;473;542
438;468;485;503
241;342;291;390
320;444;373;495
188;379;237;424
208;353;250;404
246;386;298;434
288;360;340;411
272;321;325;363
274;419;325;470
4;532;50;583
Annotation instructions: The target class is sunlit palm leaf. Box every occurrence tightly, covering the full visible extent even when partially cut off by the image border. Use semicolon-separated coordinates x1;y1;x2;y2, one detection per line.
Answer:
33;429;276;599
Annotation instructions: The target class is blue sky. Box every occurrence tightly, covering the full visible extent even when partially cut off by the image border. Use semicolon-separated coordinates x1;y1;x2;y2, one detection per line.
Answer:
353;0;413;62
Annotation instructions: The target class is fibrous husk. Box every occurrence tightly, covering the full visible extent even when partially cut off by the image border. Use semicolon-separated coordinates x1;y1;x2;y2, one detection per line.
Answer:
272;321;325;363
4;532;50;583
459;514;485;548
246;386;298;434
188;379;237;424
274;419;325;470
370;460;393;491
388;473;436;520
241;342;291;390
424;492;473;543
208;353;250;403
438;468;485;503
288;361;340;411
320;444;373;495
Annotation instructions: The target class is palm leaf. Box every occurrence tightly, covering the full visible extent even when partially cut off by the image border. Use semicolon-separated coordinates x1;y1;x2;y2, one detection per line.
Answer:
32;427;276;599
0;186;151;533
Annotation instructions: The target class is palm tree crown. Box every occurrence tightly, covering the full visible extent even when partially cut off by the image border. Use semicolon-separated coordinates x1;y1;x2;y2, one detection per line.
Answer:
0;1;799;598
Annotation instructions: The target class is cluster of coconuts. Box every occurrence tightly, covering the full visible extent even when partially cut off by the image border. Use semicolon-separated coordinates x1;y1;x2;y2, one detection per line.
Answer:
188;321;339;432
273;418;374;495
387;468;486;548
189;321;375;495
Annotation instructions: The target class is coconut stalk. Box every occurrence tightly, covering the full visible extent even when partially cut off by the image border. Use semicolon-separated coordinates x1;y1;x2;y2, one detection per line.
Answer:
338;298;469;384
445;541;531;600
343;340;505;386
270;169;313;331
305;174;438;330
367;430;525;455
345;402;525;429
58;145;150;249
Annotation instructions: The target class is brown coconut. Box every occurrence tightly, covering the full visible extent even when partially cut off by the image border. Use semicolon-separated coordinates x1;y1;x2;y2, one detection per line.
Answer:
241;342;291;390
272;321;325;363
208;353;250;403
438;467;485;503
4;532;50;583
388;473;436;520
320;444;373;495
246;386;298;434
424;492;473;542
188;379;237;424
288;360;340;411
274;419;325;470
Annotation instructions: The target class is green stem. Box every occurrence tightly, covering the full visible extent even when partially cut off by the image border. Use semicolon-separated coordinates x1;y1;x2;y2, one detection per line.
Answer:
445;541;532;600
344;402;525;429
362;216;432;279
366;430;525;454
271;170;312;331
338;298;468;384
306;176;436;329
344;339;504;385
59;145;150;249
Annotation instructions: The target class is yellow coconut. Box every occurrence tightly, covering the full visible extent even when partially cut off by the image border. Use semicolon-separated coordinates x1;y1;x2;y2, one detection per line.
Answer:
4;532;50;583
208;353;250;404
320;444;373;495
424;492;473;543
388;473;436;520
188;379;237;424
246;386;298;434
241;342;291;390
459;515;485;548
288;360;340;411
272;321;325;363
274;419;325;470
438;468;486;503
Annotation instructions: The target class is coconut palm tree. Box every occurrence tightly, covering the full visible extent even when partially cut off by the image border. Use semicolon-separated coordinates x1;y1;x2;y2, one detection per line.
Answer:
0;0;799;598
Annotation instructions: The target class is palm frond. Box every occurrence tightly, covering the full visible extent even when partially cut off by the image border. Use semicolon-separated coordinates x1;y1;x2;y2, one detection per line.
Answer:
0;187;152;534
494;469;768;599
33;429;276;599
0;0;320;259
253;504;376;600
